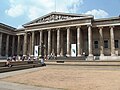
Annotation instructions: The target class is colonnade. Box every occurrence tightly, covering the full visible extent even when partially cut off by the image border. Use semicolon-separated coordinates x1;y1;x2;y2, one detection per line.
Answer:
0;25;116;58
0;33;16;57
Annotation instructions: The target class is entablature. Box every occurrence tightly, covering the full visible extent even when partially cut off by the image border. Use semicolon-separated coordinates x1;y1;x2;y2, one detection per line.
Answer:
0;27;16;35
93;17;120;27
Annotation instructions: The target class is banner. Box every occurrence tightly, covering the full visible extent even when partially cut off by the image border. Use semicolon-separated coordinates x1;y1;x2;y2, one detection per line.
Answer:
34;46;38;57
71;44;76;57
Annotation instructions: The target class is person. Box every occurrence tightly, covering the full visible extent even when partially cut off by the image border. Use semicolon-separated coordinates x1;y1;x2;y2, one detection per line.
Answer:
5;57;12;67
22;56;25;61
28;56;31;61
13;55;16;61
44;55;48;60
40;58;46;66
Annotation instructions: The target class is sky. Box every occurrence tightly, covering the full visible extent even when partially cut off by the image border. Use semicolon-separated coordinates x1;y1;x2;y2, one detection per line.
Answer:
0;0;120;28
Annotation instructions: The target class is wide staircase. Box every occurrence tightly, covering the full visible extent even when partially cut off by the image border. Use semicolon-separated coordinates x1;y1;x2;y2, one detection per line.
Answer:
0;61;42;73
45;59;120;66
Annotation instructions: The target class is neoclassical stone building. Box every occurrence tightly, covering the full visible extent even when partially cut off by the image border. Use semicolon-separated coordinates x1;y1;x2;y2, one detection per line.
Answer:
0;12;120;60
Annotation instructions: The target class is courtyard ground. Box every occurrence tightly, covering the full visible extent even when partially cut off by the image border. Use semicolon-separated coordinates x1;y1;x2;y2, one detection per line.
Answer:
1;65;120;90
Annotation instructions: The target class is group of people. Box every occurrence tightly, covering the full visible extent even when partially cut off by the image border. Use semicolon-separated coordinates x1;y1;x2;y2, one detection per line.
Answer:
5;55;46;67
6;55;26;62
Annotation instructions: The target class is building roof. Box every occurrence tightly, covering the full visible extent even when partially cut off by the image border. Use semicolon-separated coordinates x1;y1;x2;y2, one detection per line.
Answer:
0;23;16;31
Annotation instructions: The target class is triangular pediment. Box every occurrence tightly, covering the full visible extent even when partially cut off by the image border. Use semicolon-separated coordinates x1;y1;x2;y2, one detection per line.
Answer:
24;12;93;26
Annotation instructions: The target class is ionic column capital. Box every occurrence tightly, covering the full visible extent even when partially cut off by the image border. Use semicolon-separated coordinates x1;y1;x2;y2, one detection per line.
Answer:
109;26;114;28
76;26;81;28
66;27;70;30
87;24;92;27
31;31;35;33
47;29;51;32
98;27;103;29
56;28;60;30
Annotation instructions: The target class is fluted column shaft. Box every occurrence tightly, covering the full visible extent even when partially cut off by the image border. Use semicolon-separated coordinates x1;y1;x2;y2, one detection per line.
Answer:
6;35;9;56
23;33;27;56
77;26;82;56
110;26;115;56
12;36;15;56
39;30;43;56
0;33;2;56
57;29;60;57
52;31;55;54
88;25;93;56
66;27;70;57
48;30;51;56
60;31;64;56
31;31;35;56
99;27;104;56
17;35;20;55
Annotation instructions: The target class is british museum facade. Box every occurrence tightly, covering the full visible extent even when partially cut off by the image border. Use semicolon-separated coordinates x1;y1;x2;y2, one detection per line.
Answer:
0;12;120;60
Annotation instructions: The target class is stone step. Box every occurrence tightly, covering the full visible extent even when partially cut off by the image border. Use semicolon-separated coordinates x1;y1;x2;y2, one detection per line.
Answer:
0;61;41;67
49;56;86;60
0;64;42;73
45;60;120;66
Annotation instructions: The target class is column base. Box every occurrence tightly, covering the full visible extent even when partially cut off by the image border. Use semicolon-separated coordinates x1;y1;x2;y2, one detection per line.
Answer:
87;56;94;61
57;55;60;57
77;54;82;57
60;54;64;57
111;54;116;56
66;54;70;57
100;54;104;56
30;55;34;57
39;55;42;57
23;55;27;57
89;54;93;56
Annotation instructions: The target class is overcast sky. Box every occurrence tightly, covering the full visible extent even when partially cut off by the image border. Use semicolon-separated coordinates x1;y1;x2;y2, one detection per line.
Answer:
0;0;120;28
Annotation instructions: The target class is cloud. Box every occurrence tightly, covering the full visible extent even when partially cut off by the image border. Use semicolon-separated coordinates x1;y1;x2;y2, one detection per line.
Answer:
85;9;109;18
5;0;83;20
68;0;83;13
5;4;24;17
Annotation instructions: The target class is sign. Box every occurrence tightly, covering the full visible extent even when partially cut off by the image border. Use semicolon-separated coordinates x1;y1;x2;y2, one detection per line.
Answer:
34;46;38;57
71;44;76;57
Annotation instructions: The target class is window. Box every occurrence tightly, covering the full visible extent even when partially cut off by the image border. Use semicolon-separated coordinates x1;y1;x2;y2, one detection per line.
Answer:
94;41;98;48
104;40;108;48
115;40;119;48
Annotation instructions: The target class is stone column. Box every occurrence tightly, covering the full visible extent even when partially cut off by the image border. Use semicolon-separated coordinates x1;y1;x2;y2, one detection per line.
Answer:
0;33;2;56
66;27;70;57
12;36;15;56
52;30;55;55
57;28;60;57
39;30;43;56
88;25;93;58
48;30;51;56
77;26;82;56
29;34;32;55
17;35;20;55
31;31;35;56
60;31;64;56
44;32;47;56
6;35;9;57
23;33;27;56
110;26;115;56
99;27;104;56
